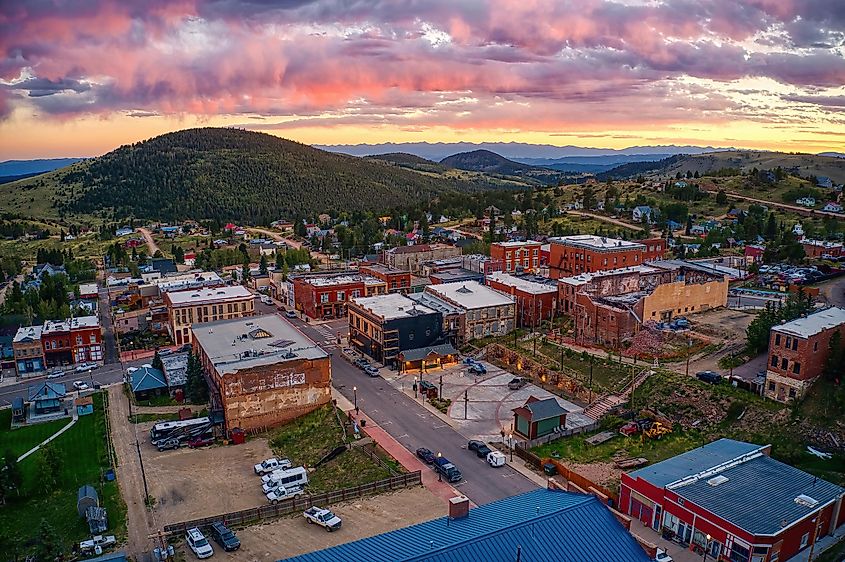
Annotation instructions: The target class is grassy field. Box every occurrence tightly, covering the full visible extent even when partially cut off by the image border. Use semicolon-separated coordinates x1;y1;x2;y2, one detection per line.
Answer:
267;405;392;494
0;392;127;555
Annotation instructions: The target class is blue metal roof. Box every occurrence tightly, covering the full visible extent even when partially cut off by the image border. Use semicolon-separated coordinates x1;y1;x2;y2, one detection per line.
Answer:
27;381;66;401
279;489;650;562
672;454;844;536
628;438;762;488
130;366;168;392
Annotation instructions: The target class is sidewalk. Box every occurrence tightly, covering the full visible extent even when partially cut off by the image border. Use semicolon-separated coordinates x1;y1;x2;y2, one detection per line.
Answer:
332;389;467;506
18;408;78;461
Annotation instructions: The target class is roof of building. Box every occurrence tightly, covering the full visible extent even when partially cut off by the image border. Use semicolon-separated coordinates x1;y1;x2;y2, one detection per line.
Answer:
150;271;223;292
165;285;253;306
773;307;845;338
558;265;659;286
351;293;438;321
78;282;98;295
660;439;845;535
278;489;650;562
522;397;570;421
430;269;485;284
399;343;459;362
129;366;168;393
161;352;189;386
386;244;433;254
801;238;843;248
75;396;94;407
27;381;66;401
548;235;645;252
70;315;100;329
487;272;557;295
426;281;515;310
150;258;177;274
192;314;327;373
492;240;542;248
294;273;383;288
80;552;127;562
408;292;462;316
360;263;408;275
13;325;43;343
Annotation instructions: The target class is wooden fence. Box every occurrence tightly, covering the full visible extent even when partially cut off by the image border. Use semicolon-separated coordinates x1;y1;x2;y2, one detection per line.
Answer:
162;471;422;536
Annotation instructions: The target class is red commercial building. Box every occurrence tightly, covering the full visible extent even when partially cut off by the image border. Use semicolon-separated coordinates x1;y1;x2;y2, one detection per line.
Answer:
801;239;843;259
359;264;412;294
41;315;103;367
486;272;557;327
620;439;845;562
638;237;667;262
764;306;845;403
547;235;646;279
490;240;543;273
292;273;386;320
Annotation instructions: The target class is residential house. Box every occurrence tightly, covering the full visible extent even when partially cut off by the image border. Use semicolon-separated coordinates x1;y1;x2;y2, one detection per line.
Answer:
822;201;843;213
115;227;134;237
28;382;66;415
129;365;168;401
632;206;654;224
796;196;816;207
816;176;833;189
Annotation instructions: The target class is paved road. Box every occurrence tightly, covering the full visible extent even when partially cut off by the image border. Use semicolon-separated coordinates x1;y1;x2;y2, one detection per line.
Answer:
283;313;539;506
98;287;118;364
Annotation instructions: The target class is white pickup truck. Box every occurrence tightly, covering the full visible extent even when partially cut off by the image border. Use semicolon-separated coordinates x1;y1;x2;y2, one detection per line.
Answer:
80;535;116;555
254;457;292;475
266;484;305;504
303;506;342;531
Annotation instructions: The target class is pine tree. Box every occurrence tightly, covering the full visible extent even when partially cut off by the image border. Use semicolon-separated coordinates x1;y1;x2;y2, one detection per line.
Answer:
152;350;164;372
186;353;209;404
259;254;268;275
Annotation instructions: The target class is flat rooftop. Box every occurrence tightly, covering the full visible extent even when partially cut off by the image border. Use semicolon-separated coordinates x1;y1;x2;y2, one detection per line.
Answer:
548;235;645;252
360;263;406;275
493;240;542;248
193;314;327;373
773;306;845;339
487;272;557;294
14;325;43;342
558;265;659;286
296;274;383;287
351;293;438;320
426;281;515;310
165;285;253;305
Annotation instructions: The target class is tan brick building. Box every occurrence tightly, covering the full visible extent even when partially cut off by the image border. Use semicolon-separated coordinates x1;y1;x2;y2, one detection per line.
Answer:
765;307;845;403
380;243;462;274
164;286;255;346
424;281;516;344
193;315;331;433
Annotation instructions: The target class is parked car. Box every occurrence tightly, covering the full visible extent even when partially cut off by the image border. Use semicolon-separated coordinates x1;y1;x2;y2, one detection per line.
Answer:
415;447;436;464
261;295;273;305
157;348;174;356
364;365;380;377
47;368;65;379
304;506;342;531
695;370;722;384
354;358;371;369
75;363;97;373
266;484;304;504
254;457;292;475
177;343;192;353
208;521;240;551
467;440;492;458
157;437;182;452
462;357;476;365
187;435;214;448
468;362;487;375
186;527;214;559
487;450;506;467
654;548;673;562
433;456;463;482
79;535;116;555
507;377;528;390
285;310;297;319
72;380;89;391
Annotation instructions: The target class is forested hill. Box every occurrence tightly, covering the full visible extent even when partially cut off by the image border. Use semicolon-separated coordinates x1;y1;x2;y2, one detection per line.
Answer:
15;128;489;224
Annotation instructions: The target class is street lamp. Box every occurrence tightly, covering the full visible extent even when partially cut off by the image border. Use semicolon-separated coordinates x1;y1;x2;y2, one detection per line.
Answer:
508;431;514;462
702;534;711;561
414;376;419;400
436;452;442;481
353;386;358;415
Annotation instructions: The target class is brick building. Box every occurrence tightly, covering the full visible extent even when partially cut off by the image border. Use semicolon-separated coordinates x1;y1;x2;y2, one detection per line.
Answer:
486;272;557;327
547;235;646;279
490;240;543;273
193;315;331;433
559;261;728;348
12;325;45;377
40;315;103;367
764;307;845;403
347;293;444;367
801;239;843;259
163;286;255;346
638;237;667;262
291;273;386;320
380;243;462;274
359;264;412;294
424;281;515;344
620;439;845;562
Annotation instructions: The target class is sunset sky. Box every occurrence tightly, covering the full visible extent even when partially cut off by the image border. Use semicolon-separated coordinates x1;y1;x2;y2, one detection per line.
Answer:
1;0;844;159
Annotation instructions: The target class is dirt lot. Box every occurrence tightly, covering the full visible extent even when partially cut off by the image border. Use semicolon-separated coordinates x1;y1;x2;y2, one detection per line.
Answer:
206;486;446;561
688;307;754;341
142;431;275;525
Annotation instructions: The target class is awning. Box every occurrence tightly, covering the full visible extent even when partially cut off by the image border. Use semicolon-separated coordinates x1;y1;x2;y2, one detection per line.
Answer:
399;343;459;363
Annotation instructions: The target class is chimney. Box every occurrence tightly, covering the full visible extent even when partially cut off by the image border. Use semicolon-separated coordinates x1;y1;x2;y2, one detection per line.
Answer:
448;495;469;519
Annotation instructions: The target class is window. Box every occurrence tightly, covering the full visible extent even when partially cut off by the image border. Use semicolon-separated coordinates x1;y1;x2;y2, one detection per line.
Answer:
775;334;781;346
337;291;346;301
786;336;791;348
320;294;329;303
814;341;818;351
89;334;96;343
76;336;83;345
792;339;798;351
768;382;775;391
781;358;788;369
789;388;796;398
770;551;779;562
793;362;801;374
800;533;809;549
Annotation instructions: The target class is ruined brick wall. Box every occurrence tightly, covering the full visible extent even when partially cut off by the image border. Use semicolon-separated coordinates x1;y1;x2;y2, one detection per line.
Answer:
216;356;332;433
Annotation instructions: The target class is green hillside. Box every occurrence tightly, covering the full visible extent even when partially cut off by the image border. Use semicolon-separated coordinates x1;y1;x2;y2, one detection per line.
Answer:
665;151;845;184
0;128;508;224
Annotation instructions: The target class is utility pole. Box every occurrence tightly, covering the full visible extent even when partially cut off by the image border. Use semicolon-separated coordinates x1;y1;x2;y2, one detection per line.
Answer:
439;375;443;401
136;437;150;503
464;389;469;420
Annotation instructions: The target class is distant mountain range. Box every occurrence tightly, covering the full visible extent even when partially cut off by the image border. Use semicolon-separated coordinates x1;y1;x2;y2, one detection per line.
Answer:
0;158;83;176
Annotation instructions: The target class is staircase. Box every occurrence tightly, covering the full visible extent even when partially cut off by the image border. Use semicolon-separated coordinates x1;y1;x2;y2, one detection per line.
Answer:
583;369;653;421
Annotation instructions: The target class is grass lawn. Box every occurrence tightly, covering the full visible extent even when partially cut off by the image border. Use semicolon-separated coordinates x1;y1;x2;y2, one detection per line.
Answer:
0;409;70;458
267;405;392;494
129;412;178;424
0;392;127;555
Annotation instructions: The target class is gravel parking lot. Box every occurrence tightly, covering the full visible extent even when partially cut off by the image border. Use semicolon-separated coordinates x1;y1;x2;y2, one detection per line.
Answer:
203;486;446;561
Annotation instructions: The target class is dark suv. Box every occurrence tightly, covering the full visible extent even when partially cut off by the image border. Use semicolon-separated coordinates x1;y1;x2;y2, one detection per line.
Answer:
208;521;240;552
695;371;722;384
433;457;463;482
467;440;492;458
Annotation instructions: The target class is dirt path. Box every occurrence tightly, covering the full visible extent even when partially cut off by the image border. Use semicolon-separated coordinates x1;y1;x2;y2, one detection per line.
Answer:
108;385;156;556
137;227;161;256
247;227;332;264
717;190;841;219
132;404;205;415
567;211;660;236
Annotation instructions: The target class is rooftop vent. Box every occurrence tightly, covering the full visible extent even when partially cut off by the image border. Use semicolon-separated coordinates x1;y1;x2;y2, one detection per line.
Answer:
795;494;819;508
707;475;729;487
270;339;296;348
456;285;473;294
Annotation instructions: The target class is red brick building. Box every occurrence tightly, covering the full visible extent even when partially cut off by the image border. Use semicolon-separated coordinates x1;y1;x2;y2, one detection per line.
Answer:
620;439;845;562
764;306;845;403
547;235;646;279
490;240;543;273
292;273;386;320
638;237;667;262
801;239;843;259
40;316;103;367
486;272;557;327
359;264;412;294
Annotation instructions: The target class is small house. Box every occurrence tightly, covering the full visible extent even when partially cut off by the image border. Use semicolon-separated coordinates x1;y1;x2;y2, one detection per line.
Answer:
75;396;94;416
816;176;833;189
129;365;168;400
115;227;134;237
27;382;66;415
823;202;843;213
11;397;25;423
632;206;654;223
513;396;568;439
796;197;816;207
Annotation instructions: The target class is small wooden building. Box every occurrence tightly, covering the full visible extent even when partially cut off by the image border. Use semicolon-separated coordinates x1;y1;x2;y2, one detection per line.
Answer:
513;396;568;439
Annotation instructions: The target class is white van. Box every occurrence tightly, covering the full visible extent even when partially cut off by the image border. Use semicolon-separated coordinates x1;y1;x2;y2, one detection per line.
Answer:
262;466;308;491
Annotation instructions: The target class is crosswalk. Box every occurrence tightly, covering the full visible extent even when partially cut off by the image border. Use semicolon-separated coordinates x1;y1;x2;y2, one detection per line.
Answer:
312;324;340;346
